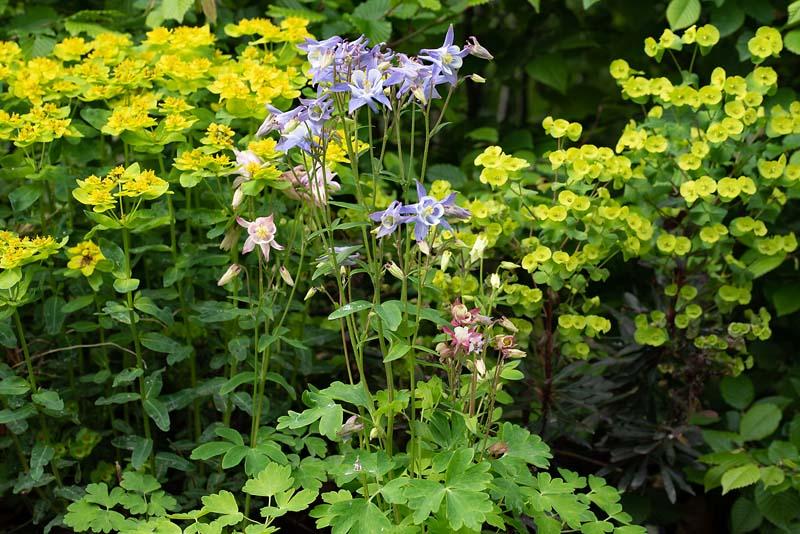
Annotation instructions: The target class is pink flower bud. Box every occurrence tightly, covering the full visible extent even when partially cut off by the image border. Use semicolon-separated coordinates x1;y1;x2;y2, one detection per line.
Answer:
217;264;242;286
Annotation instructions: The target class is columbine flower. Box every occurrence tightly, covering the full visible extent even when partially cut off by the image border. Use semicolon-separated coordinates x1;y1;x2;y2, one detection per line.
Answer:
67;240;104;276
401;181;469;241
298;36;342;84
369;200;408;238
345;68;391;114
443;325;485;354
236;215;284;261
281;164;340;207
233;149;263;185
419;25;467;85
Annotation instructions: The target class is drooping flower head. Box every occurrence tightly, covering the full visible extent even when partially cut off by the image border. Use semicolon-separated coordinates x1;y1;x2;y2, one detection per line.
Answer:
237;215;284;262
280;164;340;207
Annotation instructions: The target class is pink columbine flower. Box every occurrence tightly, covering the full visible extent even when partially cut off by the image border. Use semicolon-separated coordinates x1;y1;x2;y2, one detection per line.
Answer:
236;215;284;261
443;325;484;354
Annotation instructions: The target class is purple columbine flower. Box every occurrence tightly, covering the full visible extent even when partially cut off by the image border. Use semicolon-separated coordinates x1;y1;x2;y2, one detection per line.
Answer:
419;25;467;86
299;36;342;84
369;200;408;239
346;68;391;114
256;105;302;138
401;181;469;241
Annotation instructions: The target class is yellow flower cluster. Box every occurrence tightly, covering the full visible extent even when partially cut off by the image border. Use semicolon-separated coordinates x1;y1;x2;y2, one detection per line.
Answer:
0;19;309;149
548;143;633;186
0;230;63;270
67;241;105;276
474;146;529;187
73;164;168;213
542;116;583;142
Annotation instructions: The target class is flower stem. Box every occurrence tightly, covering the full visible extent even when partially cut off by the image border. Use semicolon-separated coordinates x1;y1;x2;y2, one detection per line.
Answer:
122;227;155;471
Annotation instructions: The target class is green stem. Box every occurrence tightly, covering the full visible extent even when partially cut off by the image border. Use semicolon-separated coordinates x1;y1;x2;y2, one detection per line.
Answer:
123;227;155;471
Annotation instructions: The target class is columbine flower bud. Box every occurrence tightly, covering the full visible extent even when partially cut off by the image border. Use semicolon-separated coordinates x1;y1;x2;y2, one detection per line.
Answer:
505;348;526;359
219;227;240;251
418;240;431;256
217;264;242;286
232;187;244;209
386;261;404;280
304;287;318;301
500;261;520;270
436;341;454;362
279;265;294;286
440;250;452;271
451;301;472;324
475;358;486;379
369;427;379;440
487;441;508;457
467;74;486;83
470;235;488;263
490;273;501;289
499;316;518;333
466;36;493;60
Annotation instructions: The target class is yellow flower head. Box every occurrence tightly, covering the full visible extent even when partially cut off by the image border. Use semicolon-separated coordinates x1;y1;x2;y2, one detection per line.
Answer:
67;241;105;276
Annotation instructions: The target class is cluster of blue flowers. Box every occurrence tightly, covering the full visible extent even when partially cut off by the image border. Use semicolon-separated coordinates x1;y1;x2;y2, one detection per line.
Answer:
256;25;491;154
370;181;470;241
254;26;489;242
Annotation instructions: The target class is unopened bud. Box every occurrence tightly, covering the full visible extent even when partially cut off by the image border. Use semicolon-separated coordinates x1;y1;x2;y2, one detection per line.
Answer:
499;316;518;333
470;235;488;263
279;265;294;286
500;261;520;270
304;287;318;301
475;358;486;379
418;240;431;256
440;250;452;271
232;187;244;209
219;227;241;251
468;74;486;83
487;441;508;457
466;36;494;60
369;427;379;440
217;264;242;286
490;273;501;289
386;261;404;280
505;348;526;359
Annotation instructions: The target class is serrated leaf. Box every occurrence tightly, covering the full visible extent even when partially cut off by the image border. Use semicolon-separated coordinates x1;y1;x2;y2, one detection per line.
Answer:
740;403;781;442
721;464;760;494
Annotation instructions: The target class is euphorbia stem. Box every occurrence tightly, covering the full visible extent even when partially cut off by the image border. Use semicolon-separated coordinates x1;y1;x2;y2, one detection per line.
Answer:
14;308;63;485
123;227;155;471
14;309;36;391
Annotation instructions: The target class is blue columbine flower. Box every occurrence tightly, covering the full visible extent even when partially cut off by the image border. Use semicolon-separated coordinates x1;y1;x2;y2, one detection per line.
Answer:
344;68;391;114
369;200;408;239
402;181;469;241
418;25;467;86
